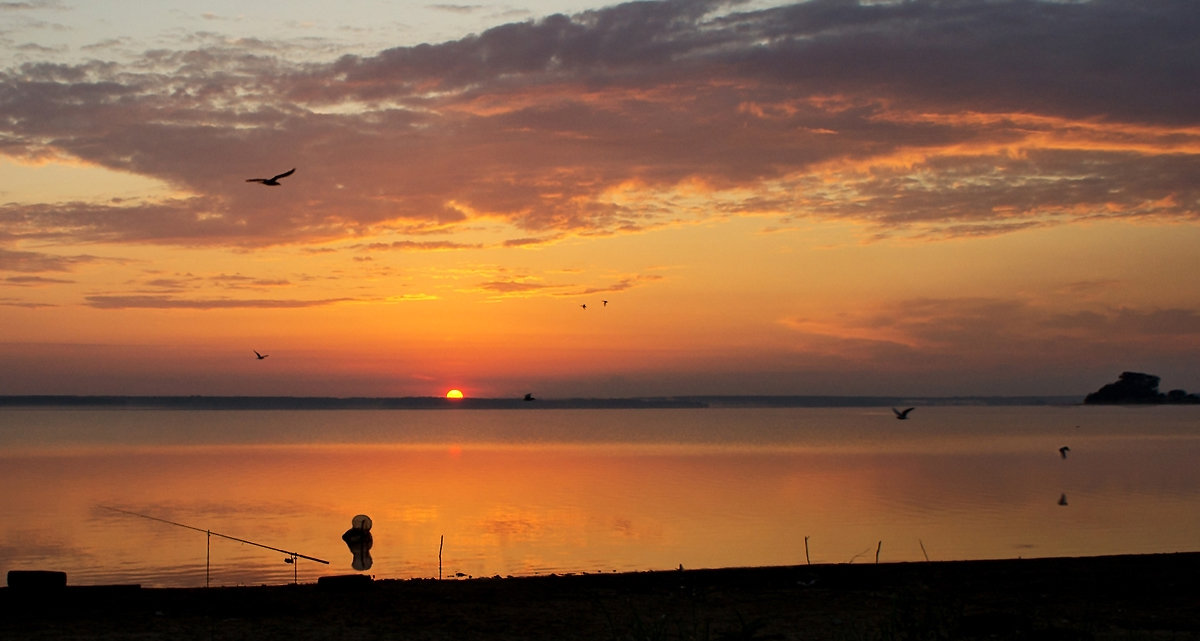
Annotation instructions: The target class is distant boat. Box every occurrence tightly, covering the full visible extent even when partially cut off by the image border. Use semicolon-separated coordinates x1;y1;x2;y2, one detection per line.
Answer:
524;393;535;401
893;407;915;420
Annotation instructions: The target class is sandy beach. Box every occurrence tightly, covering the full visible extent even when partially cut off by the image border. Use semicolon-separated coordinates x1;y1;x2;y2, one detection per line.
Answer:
4;552;1198;640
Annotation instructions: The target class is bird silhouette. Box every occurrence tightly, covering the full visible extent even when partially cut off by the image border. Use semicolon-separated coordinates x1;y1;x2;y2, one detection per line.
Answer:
580;304;587;310
1059;446;1070;459
603;300;608;307
892;407;915;420
246;168;295;186
254;350;269;360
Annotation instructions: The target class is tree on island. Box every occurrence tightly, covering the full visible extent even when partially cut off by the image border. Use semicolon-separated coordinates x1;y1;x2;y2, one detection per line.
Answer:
1084;371;1200;404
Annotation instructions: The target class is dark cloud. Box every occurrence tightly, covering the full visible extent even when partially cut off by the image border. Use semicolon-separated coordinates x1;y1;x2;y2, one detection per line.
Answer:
0;247;100;272
785;297;1200;373
84;295;354;309
1047;307;1200;336
5;274;71;285
0;296;56;307
0;2;56;10
0;0;1196;246
569;275;662;296
360;240;483;251
427;4;484;14
478;274;659;296
478;280;551;293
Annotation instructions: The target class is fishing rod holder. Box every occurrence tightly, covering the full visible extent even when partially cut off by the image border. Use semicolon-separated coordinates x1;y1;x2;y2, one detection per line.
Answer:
101;506;329;587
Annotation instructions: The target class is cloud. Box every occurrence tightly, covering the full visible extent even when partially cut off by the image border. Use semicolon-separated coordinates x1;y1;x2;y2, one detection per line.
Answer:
478;279;551;293
0;1;64;10
0;247;101;272
359;240;483;251
568;275;662;296
84;295;355;309
427;4;484;15
0;0;1197;247
0;296;56;307
5;274;72;285
783;297;1200;374
475;273;660;298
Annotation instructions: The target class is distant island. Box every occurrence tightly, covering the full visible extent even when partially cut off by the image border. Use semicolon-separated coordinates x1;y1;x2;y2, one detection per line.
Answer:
1084;371;1200;404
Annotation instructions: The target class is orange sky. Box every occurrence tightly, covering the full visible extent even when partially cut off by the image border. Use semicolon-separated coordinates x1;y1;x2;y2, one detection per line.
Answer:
1;0;1198;398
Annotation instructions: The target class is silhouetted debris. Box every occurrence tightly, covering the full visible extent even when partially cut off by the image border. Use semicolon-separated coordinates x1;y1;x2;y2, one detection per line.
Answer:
6;571;66;591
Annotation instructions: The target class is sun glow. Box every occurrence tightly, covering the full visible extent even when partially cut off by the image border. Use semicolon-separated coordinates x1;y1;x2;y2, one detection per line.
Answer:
445;389;464;399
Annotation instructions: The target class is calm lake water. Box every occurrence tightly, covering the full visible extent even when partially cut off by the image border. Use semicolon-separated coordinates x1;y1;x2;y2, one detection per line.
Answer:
2;405;1198;587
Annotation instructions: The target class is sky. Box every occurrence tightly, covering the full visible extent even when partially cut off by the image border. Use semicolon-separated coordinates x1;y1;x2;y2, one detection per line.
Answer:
1;0;1198;399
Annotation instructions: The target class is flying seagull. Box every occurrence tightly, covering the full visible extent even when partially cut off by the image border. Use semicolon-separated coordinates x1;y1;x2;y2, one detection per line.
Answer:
1059;446;1070;459
246;168;295;186
254;350;269;360
892;407;915;420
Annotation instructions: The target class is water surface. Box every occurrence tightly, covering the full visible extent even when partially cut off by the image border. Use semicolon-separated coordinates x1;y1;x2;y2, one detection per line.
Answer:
2;405;1197;587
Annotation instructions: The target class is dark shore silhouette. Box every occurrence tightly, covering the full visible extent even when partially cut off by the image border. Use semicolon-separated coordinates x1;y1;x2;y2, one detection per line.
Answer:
4;553;1198;640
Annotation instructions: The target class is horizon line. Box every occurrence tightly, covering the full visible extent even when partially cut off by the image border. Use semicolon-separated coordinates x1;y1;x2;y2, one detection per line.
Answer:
0;393;1084;410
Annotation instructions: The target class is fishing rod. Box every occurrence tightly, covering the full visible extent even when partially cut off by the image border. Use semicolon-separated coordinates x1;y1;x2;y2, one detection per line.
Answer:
100;506;329;586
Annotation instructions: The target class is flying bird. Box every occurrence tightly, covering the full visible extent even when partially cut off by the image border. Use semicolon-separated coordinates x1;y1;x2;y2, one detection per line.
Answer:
603;300;608;307
254;350;269;360
580;304;587;310
892;407;915;420
1059;446;1070;459
246;168;295;186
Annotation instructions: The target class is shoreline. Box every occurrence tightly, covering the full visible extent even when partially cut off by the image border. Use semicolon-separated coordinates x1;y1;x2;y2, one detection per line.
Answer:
5;552;1198;639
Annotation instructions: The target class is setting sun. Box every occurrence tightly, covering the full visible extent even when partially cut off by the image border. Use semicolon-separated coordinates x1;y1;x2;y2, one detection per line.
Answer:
445;389;464;399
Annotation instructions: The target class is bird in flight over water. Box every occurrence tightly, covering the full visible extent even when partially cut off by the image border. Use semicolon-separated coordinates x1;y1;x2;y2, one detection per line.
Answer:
892;407;915;420
254;350;269;360
1059;446;1070;459
246;168;295;186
